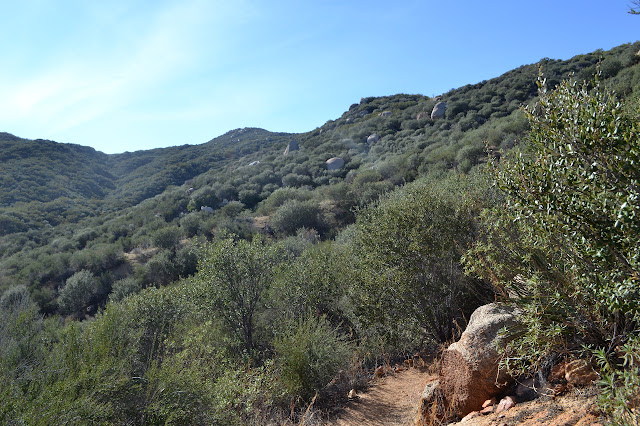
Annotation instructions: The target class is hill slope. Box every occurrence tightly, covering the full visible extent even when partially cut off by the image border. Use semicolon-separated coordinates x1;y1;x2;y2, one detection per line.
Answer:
1;41;639;313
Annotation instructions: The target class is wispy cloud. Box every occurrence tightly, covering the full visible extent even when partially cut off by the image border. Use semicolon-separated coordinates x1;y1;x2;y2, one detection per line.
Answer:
0;0;243;138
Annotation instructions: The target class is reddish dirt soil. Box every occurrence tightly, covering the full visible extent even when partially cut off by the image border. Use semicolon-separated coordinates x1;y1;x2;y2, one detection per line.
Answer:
449;386;604;426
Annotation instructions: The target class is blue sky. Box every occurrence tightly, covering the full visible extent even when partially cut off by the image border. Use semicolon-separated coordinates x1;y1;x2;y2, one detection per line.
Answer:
1;0;638;154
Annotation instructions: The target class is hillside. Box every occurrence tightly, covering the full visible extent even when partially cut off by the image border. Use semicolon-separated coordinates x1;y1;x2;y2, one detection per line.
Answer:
1;42;639;312
1;41;639;425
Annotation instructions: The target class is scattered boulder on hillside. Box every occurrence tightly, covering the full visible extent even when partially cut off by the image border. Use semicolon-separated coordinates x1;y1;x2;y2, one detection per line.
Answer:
367;133;380;144
431;101;447;119
283;140;299;156
416;303;520;424
379;110;392;117
201;206;214;213
248;160;260;166
416;112;430;120
326;157;345;170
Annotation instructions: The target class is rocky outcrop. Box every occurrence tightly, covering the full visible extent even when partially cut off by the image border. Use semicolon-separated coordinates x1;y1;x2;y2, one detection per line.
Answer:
431;102;447;119
367;133;380;144
416;112;430;120
284;140;299;156
379;110;392;117
326;157;345;170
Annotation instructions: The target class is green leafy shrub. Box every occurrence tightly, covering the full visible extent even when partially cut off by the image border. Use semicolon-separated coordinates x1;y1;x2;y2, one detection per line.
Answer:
464;74;640;419
109;277;142;303
151;225;182;250
58;270;98;317
274;315;352;401
270;200;322;236
194;235;283;355
348;174;494;344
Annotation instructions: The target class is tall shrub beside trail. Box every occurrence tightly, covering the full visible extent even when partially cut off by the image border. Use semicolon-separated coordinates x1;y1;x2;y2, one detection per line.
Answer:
464;75;640;421
348;174;495;346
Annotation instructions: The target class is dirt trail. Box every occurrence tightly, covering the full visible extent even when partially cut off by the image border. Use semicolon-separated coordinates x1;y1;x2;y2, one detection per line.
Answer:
327;368;604;426
331;367;435;426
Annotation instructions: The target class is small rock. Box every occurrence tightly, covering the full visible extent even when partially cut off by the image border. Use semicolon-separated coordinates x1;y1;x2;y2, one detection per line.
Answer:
367;133;380;144
482;398;496;408
460;411;480;422
415;380;448;425
565;359;599;386
439;303;519;417
480;405;494;415
283;140;299;156
348;389;357;399
495;396;516;414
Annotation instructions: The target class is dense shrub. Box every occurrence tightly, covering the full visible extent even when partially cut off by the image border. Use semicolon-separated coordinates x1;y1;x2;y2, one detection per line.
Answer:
274;315;352;401
348;174;495;345
109;277;142;302
270;200;322;236
58;270;98;317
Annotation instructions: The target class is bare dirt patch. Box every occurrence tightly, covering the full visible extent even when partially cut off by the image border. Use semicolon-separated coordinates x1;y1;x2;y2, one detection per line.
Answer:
331;367;435;426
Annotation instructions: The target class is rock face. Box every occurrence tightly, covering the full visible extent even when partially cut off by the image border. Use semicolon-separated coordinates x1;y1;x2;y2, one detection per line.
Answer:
367;133;380;144
326;157;345;170
431;101;447;119
283;140;299;156
439;303;518;417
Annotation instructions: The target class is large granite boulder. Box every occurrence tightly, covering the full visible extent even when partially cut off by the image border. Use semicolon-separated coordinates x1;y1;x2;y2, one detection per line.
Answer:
431;101;447;119
415;303;520;424
439;303;519;417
